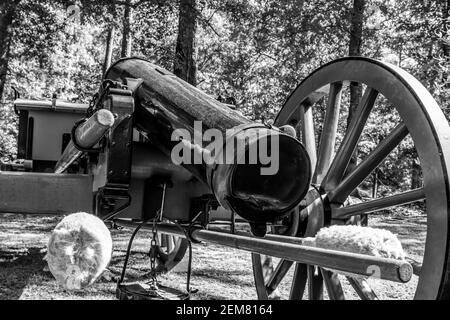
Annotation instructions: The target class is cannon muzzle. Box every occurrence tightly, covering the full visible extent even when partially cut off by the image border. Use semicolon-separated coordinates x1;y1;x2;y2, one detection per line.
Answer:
105;57;311;229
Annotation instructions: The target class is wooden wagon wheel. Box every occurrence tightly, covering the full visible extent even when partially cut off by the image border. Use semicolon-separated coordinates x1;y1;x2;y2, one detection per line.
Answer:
252;208;303;299
251;57;450;300
155;233;189;273
155;226;189;273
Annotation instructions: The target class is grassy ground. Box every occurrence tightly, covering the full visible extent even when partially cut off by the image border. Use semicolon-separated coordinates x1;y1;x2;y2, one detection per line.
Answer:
0;210;426;300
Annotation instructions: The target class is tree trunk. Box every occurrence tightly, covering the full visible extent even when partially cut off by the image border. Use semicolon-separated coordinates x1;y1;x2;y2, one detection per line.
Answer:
345;0;366;179
346;0;367;224
103;25;115;76
372;169;378;198
411;162;421;189
441;0;449;85
348;0;366;125
173;0;197;86
0;1;17;102
121;0;132;58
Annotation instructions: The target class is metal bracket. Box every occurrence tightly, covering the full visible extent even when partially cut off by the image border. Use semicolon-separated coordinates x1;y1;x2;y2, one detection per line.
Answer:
189;194;218;226
96;187;131;221
94;82;135;219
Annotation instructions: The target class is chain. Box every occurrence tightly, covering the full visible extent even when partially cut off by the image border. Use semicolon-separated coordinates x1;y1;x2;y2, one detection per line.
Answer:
149;182;167;289
87;80;114;117
149;209;160;288
87;92;99;117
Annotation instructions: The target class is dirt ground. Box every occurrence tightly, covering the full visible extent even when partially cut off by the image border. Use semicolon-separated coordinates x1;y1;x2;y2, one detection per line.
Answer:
0;211;425;300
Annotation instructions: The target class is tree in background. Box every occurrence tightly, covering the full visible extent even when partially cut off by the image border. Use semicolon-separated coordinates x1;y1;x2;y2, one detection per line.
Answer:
103;25;116;76
344;0;367;186
121;0;133;57
0;0;448;192
0;0;21;103
348;0;366;124
174;0;198;85
132;1;177;70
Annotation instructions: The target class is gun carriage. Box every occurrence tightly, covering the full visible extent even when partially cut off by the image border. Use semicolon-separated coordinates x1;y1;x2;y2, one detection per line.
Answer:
2;56;450;299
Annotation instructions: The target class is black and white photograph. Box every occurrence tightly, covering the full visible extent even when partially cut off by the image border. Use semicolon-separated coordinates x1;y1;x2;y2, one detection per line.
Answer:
0;0;449;305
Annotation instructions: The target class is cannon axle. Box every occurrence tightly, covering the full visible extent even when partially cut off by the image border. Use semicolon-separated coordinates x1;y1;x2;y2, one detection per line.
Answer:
113;219;413;283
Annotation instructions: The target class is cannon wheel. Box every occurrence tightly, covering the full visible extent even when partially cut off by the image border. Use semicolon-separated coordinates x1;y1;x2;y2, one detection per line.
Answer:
155;233;189;273
252;208;303;299
251;57;450;300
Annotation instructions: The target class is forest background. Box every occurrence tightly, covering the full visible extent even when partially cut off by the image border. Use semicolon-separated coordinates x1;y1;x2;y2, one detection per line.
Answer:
0;0;449;197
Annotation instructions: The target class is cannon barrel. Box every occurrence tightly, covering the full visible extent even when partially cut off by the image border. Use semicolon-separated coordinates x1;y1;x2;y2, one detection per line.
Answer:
104;57;311;228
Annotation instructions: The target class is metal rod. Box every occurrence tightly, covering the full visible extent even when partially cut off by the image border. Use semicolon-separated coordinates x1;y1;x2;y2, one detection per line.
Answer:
55;109;115;174
114;219;413;283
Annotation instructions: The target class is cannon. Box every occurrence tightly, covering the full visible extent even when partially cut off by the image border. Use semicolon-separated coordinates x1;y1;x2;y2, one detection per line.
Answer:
2;56;450;300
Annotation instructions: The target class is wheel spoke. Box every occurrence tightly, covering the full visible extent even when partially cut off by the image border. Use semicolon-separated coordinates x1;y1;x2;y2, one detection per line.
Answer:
251;253;269;299
289;263;308;299
322;88;378;191
329;123;408;203
347;277;378;300
315;82;343;184
266;259;294;296
307;265;324;300
321;268;345;300
332;188;425;219
299;104;317;170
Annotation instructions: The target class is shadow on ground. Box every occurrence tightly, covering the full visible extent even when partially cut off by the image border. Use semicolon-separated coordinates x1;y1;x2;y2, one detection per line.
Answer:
0;247;48;300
